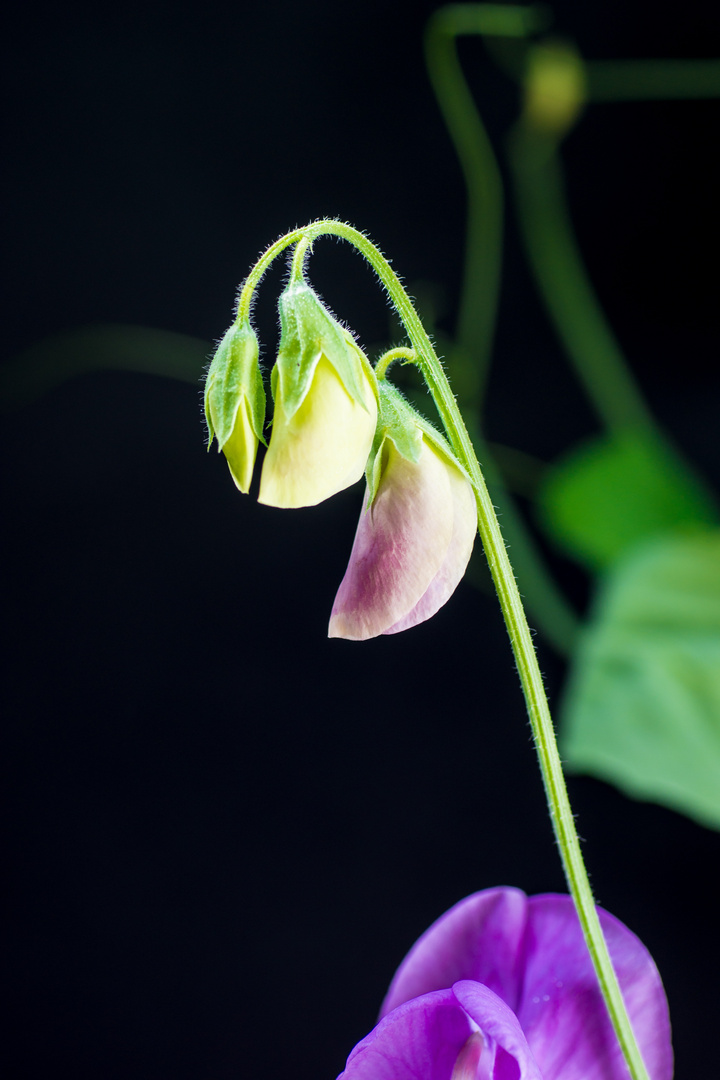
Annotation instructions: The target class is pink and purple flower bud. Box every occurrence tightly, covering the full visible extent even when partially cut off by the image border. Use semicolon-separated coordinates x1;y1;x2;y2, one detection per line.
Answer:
329;383;477;640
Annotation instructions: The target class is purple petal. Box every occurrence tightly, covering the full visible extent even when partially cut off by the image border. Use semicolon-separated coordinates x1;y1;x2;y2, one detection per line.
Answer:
453;980;544;1080
339;984;544;1080
329;443;455;640
378;889;672;1080
338;989;475;1080
383;455;477;634
517;895;673;1080
380;888;528;1018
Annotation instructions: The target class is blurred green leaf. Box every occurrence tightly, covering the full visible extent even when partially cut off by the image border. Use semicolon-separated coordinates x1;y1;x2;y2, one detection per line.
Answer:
536;431;717;570
561;531;720;830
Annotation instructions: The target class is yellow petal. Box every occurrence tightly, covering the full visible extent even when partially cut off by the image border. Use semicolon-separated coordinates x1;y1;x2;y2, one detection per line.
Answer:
222;397;258;494
259;355;377;509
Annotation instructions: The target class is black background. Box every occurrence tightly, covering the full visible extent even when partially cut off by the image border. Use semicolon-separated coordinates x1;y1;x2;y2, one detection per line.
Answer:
2;1;719;1077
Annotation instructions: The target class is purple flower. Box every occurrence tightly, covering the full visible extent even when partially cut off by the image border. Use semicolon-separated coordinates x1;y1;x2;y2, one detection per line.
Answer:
328;439;477;640
339;888;672;1080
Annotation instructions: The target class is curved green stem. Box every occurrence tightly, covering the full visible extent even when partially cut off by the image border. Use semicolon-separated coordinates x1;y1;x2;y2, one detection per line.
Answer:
256;220;648;1080
375;347;417;380
234;215;579;651
507;123;659;437
235;227;309;323
290;235;313;280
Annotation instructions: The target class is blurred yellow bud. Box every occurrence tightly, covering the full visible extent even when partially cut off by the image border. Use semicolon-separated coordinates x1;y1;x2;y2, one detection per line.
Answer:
524;41;586;137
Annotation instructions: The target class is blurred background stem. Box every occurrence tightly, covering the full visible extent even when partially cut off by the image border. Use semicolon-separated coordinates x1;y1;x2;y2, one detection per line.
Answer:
424;4;543;393
508;51;720;431
585;58;720;102
506;122;658;438
426;5;580;654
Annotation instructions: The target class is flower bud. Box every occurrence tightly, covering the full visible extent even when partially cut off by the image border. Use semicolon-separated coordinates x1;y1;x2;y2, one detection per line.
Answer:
259;282;378;509
523;41;586;136
329;383;477;640
204;320;266;493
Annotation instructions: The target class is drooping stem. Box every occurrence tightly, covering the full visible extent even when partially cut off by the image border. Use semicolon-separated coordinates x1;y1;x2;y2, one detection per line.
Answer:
235;228;309;323
246;219;648;1080
232;216;578;651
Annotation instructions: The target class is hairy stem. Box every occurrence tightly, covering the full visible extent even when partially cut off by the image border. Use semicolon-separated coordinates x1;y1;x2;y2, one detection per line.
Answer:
272;219;649;1080
235;228;309;323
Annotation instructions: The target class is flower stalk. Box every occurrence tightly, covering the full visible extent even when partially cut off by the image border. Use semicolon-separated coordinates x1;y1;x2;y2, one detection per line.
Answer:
233;219;651;1080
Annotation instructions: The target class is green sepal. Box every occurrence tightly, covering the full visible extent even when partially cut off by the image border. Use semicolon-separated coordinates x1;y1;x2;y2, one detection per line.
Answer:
365;380;470;505
273;281;377;420
204;320;266;450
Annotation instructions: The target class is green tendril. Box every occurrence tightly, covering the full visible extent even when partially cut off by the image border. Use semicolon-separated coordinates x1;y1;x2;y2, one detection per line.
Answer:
375;347;417;380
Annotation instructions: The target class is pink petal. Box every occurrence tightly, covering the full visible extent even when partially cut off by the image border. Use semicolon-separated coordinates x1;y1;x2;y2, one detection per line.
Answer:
329;443;455;640
384;457;477;634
